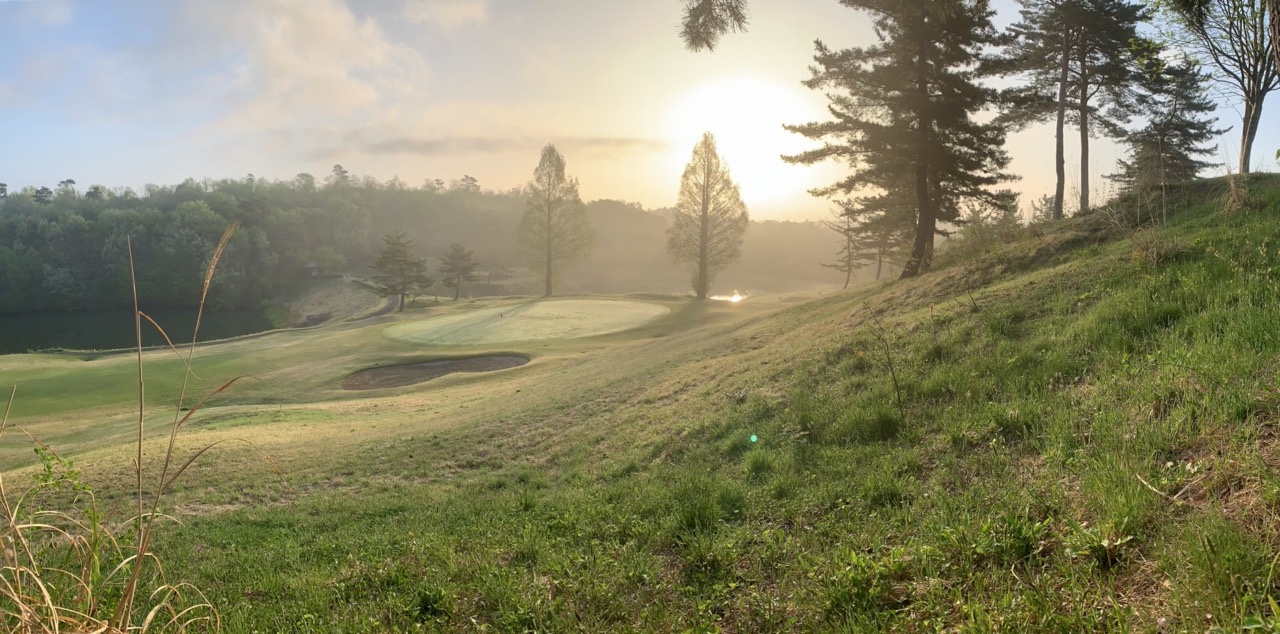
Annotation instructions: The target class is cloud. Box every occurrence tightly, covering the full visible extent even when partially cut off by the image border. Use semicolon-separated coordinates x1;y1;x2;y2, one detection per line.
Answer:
165;0;432;137
308;133;666;161
403;0;488;30
13;0;73;26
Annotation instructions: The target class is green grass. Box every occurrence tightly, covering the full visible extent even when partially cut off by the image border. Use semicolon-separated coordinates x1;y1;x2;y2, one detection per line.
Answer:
382;298;670;345
6;175;1280;630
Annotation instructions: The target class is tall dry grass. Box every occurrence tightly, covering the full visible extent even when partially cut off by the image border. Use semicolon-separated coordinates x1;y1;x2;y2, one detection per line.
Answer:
1;222;278;632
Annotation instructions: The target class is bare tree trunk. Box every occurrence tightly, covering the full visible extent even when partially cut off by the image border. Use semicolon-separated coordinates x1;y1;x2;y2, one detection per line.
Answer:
1078;47;1090;215
544;205;553;297
875;253;883;281
454;276;461;301
1239;97;1263;174
698;206;709;299
1272;0;1280;71
902;40;935;279
1054;30;1071;220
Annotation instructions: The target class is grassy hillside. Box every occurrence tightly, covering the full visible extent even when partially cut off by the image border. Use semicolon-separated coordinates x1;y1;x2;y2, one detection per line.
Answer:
5;175;1280;631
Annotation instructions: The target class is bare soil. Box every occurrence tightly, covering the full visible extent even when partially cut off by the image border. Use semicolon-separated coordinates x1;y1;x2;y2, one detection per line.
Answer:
341;355;529;390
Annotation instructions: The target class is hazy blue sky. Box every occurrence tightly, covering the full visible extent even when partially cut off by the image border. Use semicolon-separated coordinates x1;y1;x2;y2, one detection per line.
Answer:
0;0;1274;220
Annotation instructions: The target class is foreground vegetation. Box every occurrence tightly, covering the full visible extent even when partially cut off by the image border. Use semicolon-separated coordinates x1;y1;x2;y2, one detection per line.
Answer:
5;175;1280;631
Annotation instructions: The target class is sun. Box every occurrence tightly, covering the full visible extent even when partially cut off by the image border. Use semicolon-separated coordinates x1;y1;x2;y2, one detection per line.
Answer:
663;76;822;209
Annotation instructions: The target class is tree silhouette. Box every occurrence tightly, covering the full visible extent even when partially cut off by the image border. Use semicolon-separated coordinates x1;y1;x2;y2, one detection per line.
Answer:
371;231;432;311
786;0;1012;278
519;144;593;297
439;242;480;301
667;133;749;299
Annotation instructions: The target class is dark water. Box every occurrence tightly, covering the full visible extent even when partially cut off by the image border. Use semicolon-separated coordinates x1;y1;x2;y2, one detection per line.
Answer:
0;308;274;355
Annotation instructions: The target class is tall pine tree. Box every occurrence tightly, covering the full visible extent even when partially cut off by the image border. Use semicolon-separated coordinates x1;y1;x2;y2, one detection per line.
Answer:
786;0;1012;278
1004;0;1150;218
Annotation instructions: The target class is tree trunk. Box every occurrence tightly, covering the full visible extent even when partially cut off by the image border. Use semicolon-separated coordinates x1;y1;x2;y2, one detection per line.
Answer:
697;209;709;299
1272;0;1280;71
875;253;883;281
544;252;552;297
453;276;461;301
1078;46;1090;215
843;265;852;289
902;39;935;279
397;293;405;311
1239;96;1263;174
1053;30;1071;220
697;164;710;300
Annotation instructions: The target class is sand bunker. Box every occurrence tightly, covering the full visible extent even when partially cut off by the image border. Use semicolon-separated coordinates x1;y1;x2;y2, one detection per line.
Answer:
383;299;668;345
342;355;529;390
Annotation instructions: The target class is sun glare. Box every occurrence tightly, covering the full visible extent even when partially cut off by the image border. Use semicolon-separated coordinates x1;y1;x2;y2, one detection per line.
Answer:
664;77;822;209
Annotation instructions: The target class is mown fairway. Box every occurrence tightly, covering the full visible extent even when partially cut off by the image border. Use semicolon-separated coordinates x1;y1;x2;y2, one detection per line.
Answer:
6;177;1280;631
383;299;671;345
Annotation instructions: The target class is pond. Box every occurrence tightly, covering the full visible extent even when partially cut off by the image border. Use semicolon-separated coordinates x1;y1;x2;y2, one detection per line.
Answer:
0;307;275;355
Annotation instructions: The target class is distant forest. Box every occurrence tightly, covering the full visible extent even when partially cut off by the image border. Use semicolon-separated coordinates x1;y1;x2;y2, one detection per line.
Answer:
0;171;848;314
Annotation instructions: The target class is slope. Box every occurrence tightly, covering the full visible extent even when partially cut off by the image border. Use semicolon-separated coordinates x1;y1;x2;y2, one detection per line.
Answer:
10;175;1280;631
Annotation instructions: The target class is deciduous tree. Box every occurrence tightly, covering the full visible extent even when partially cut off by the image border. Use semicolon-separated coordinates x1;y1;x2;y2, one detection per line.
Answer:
1161;0;1277;174
667;133;749;299
519;145;593;297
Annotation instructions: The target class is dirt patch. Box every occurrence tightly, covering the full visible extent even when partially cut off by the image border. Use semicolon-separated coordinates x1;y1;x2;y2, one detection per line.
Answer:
342;355;529;390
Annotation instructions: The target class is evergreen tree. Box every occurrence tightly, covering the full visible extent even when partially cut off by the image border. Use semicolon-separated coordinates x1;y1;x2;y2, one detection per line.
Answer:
1004;0;1150;218
667;132;749;299
786;0;1013;278
822;200;912;287
439;241;480;301
370;231;432;311
1112;59;1222;190
519;144;593;297
680;0;749;51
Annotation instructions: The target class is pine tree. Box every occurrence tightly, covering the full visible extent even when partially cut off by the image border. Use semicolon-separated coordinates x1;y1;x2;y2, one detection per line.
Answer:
786;0;1012;278
1004;0;1150;218
438;241;480;301
1112;59;1222;190
370;231;432;311
667;133;749;299
822;201;912;287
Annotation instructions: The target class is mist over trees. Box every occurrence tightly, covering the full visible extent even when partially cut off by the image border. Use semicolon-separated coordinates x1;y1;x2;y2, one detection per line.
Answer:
439;242;480;301
667;133;750;299
371;231;432;311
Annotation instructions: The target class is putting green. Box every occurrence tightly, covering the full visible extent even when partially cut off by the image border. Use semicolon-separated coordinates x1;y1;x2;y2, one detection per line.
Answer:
384;299;669;345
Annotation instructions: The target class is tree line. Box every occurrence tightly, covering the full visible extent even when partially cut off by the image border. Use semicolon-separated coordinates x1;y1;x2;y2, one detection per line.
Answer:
683;0;1268;278
0;135;803;314
373;135;751;306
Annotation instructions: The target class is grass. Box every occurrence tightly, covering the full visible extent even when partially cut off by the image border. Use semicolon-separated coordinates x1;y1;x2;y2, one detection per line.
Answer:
4;175;1280;630
382;298;671;345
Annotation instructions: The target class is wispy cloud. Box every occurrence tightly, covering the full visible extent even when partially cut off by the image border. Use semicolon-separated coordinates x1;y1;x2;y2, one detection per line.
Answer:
10;0;73;27
309;134;667;160
403;0;488;30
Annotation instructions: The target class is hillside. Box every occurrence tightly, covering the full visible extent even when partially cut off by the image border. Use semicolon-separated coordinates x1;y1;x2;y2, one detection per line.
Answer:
4;175;1280;631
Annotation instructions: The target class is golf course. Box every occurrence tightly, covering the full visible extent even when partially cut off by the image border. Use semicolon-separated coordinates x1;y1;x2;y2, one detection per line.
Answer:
7;178;1280;631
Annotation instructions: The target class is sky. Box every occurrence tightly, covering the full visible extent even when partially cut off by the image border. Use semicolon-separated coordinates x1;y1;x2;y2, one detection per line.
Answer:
0;0;1275;221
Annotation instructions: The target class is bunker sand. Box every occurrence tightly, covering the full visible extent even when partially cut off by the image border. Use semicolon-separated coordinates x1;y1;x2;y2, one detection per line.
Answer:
342;354;529;390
